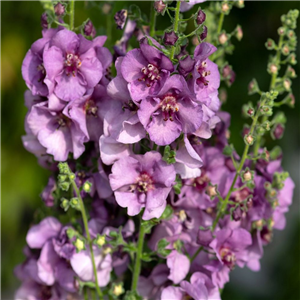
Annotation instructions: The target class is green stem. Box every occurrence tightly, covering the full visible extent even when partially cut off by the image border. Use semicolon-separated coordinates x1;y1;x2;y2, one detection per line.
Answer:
150;2;156;37
217;12;225;34
190;246;203;262
253;34;284;158
170;0;181;60
106;13;112;49
71;180;103;299
69;0;75;31
131;223;146;291
212;105;262;231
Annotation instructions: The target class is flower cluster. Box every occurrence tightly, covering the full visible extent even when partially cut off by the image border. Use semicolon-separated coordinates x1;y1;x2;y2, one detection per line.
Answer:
15;1;297;299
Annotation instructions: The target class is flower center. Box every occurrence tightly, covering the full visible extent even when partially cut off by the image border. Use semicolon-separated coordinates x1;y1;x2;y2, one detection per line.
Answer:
234;187;250;203
220;247;236;270
196;60;211;88
122;100;138;112
37;63;46;82
194;171;210;192
56;114;70;130
84;99;98;116
139;64;161;87
130;172;154;193
160;95;179;122
64;53;82;77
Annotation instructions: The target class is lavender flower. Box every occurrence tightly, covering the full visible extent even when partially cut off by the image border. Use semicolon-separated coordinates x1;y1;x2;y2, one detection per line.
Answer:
109;152;176;220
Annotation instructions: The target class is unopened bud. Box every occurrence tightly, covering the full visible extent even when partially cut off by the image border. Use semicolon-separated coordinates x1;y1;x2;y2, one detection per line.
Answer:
163;31;178;46
218;32;228;45
255;219;264;229
206;185;218;198
196;9;206;25
271;123;285;140
281;44;290;56
245;134;254;145
283;78;291;91
83;181;92;193
287;30;295;39
54;2;65;16
288;53;297;65
286;65;296;78
221;2;230;13
235;0;244;8
265;38;275;50
41;12;48;29
284;93;295;108
236;25;243;41
243;170;252;181
154;0;166;14
277;26;286;35
247;108;254;116
74;238;85;252
84;20;96;38
113;284;124;297
95;235;106;247
61;198;69;211
200;25;208;40
268;63;278;74
219;88;227;102
114;9;127;30
248;78;260;95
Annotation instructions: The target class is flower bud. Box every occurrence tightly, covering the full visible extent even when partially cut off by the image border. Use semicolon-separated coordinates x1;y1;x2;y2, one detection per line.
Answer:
74;238;85;252
196;9;206;25
236;25;243;41
261;148;270;162
281;44;290;56
84;20;96;38
244;134;254;145
41;12;48;29
268;63;278;75
200;25;208;40
61;198;69;211
283;78;292;91
243;170;252;182
287;53;297;65
54;2;65;16
114;9;127;30
102;3;112;15
283;93;295;108
154;1;166;14
218;32;228;45
70;197;80;210
95;235;106;247
83;181;92;193
285;65;296;78
112;284;124;297
222;65;235;85
221;2;231;14
271;123;285;140
265;38;275;50
248;78;260;95
163;31;178;46
219;88;227;103
206;185;218;198
277;26;286;36
287;30;295;39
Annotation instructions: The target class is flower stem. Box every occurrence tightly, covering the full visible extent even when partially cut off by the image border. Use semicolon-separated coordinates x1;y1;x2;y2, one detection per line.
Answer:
212;103;263;231
131;222;146;292
170;0;181;60
150;2;157;37
190;246;203;262
217;12;225;34
253;34;284;158
69;0;75;31
70;180;103;299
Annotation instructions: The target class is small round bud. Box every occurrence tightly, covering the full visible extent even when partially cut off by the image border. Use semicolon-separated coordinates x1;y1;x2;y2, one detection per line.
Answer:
248;78;260;95
286;66;296;78
268;63;278;74
69;173;76;180
74;238;85;252
235;0;244;8
59;181;70;191
200;25;208;40
41;12;48;29
277;26;285;35
196;9;206;25
113;284;124;297
54;2;65;16
84;20;96;38
265;38;275;50
61;198;69;211
287;53;297;65
154;0;166;14
114;9;127;30
95;235;106;247
284;93;295;108
163;31;178;46
247;108;254;117
245;134;254;145
221;2;230;13
271;123;285;140
243;170;252;181
287;30;295;39
83;181;92;193
206;185;218;197
281;44;290;56
255;219;264;229
283;78;291;91
103;246;112;255
236;25;243;41
218;32;228;45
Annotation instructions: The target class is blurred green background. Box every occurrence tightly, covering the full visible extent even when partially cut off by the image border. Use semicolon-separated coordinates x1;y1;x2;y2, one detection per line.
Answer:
1;1;299;299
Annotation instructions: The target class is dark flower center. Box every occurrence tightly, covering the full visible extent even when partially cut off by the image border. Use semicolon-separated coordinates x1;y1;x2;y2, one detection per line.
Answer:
194;171;210;192
39;285;52;300
130;172;154;193
56;113;70;130
220;247;236;270
85;99;98;116
64;53;82;77
37;63;46;82
160;94;179;122
122;100;138;112
139;63;161;87
196;60;211;88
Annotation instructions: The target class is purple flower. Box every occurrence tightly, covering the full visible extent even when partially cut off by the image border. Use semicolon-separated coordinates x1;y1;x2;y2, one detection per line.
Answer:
180;0;206;12
167;250;190;284
121;43;174;102
209;228;252;270
43;29;105;101
109;151;176;220
22;28;61;97
138;75;203;145
52;226;76;260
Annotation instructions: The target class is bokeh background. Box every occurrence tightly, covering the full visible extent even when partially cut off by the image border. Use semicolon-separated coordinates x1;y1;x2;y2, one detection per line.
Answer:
1;1;299;299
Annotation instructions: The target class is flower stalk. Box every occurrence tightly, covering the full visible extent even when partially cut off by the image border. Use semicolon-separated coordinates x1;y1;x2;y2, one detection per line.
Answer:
170;0;181;60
